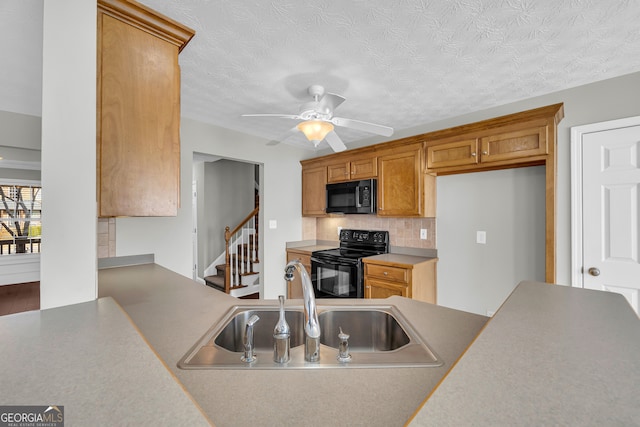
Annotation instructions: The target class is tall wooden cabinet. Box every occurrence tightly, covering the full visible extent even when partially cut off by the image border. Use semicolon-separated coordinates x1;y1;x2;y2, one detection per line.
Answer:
301;166;327;216
377;144;431;217
97;0;194;217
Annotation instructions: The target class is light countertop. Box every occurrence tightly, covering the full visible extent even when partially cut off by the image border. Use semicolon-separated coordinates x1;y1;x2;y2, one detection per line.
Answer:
0;297;211;426
4;265;637;426
410;281;640;425
98;263;487;426
363;253;437;266
285;244;337;253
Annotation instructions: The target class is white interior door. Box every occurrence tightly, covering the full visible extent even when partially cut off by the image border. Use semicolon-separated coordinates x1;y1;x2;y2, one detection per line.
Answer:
572;117;640;314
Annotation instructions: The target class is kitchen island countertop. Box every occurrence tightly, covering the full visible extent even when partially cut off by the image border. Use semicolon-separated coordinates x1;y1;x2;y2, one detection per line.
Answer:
98;263;487;426
410;281;640;425
0;296;211;425
4;264;637;426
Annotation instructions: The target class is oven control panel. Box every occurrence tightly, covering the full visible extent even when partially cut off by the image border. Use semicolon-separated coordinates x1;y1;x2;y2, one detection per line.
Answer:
340;229;389;244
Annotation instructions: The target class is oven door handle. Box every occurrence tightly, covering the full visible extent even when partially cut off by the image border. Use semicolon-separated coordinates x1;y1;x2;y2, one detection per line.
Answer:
311;256;358;267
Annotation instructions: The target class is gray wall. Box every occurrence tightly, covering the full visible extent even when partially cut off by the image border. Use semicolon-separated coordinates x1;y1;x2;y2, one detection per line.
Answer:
437;166;546;315
197;159;255;277
0;111;41;151
0;111;41;181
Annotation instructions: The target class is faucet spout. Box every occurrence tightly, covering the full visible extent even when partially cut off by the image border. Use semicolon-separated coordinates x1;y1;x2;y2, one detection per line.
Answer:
284;260;320;361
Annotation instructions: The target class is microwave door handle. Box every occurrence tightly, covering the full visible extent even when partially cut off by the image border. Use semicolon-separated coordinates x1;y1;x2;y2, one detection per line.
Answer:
355;186;362;208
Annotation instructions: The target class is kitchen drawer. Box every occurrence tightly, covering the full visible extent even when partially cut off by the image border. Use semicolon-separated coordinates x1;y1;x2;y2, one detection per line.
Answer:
365;264;409;283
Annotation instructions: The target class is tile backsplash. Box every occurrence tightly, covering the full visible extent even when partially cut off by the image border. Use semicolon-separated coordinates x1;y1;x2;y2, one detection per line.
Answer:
304;216;436;249
97;217;116;258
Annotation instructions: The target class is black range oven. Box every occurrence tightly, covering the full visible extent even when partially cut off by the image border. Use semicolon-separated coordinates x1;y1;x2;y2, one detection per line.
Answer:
311;229;389;298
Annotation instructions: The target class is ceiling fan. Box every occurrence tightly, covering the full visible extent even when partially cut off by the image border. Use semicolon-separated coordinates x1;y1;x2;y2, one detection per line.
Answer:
242;85;394;152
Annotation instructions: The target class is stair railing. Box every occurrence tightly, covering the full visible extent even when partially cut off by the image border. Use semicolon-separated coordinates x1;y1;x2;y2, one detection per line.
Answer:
224;207;259;293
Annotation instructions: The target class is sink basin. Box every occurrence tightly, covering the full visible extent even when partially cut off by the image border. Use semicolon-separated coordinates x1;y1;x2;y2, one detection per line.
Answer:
318;309;410;351
214;309;305;352
178;305;441;370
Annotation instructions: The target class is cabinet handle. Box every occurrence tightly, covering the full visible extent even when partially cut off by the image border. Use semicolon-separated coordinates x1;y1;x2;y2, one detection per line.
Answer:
471;152;476;157
482;151;488;155
383;271;388;276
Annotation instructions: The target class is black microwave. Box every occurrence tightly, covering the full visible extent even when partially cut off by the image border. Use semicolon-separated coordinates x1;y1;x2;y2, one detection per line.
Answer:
326;179;376;214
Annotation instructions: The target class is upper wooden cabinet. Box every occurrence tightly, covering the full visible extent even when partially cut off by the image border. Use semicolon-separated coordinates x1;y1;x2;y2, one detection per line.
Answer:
427;122;548;171
97;0;194;217
424;106;560;175
301;138;435;218
327;156;377;183
480;123;547;163
302;165;327;216
378;144;424;217
427;138;479;169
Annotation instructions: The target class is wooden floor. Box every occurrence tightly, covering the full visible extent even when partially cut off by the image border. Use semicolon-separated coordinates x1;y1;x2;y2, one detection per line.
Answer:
0;282;40;316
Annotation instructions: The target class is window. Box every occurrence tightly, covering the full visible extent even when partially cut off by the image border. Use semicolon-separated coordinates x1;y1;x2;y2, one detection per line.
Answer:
0;184;41;255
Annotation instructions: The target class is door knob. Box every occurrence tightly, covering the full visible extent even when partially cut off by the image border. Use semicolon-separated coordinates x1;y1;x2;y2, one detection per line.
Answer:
588;267;600;276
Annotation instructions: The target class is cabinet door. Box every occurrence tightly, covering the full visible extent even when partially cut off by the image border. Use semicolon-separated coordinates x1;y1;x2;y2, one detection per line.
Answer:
302;166;327;216
377;148;423;217
350;157;378;180
427;138;479;169
327;162;350;183
99;13;181;217
480;125;547;164
365;278;409;298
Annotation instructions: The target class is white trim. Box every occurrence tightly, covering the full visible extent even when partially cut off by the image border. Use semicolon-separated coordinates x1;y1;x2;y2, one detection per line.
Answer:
570;115;640;288
0;178;42;186
0;160;41;170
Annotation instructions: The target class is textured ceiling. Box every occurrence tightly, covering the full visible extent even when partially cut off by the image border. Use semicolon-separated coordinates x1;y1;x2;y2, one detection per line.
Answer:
2;0;640;152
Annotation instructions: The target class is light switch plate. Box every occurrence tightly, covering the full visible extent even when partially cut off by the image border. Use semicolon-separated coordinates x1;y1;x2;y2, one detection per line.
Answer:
420;229;428;240
269;220;277;229
476;231;486;244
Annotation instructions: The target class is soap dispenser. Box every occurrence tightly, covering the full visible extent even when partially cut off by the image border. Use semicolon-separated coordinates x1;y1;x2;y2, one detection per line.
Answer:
273;295;290;363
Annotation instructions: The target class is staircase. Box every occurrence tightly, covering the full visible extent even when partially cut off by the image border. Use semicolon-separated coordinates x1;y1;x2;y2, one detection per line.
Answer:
204;207;260;298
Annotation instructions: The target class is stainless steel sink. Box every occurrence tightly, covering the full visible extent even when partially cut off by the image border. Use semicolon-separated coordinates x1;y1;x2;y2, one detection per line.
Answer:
178;305;442;369
214;309;305;352
318;309;410;351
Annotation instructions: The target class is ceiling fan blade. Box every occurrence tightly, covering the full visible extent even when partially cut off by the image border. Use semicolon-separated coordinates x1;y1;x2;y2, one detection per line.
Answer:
242;113;301;120
331;117;394;137
325;130;347;152
266;126;300;146
317;93;346;114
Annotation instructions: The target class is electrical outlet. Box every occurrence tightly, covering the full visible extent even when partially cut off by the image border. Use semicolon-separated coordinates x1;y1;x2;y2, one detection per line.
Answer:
269;220;277;229
420;229;428;240
476;231;486;244
337;226;342;237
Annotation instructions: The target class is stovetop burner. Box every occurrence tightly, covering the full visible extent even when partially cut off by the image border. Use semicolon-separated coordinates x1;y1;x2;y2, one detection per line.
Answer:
313;229;390;261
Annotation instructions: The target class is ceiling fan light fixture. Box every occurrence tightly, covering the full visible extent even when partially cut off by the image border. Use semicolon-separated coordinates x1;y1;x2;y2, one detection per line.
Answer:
297;120;333;143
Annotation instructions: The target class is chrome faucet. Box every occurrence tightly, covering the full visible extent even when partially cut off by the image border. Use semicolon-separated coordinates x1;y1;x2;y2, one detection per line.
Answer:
284;260;320;362
241;314;260;363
